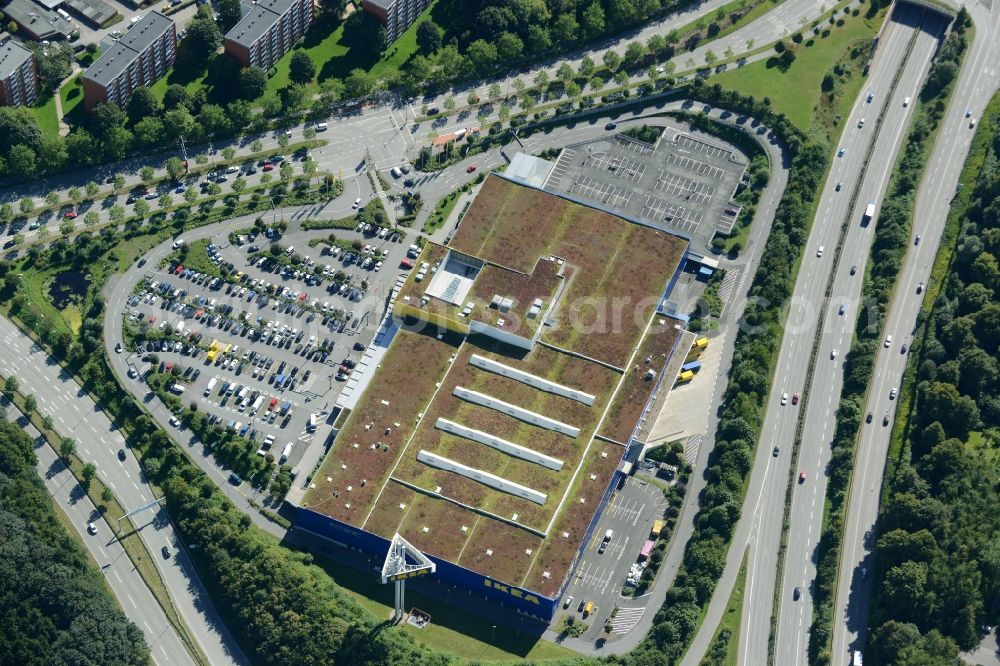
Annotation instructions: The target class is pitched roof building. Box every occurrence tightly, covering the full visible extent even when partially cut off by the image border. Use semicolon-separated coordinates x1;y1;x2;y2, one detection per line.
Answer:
223;0;313;70
0;40;39;107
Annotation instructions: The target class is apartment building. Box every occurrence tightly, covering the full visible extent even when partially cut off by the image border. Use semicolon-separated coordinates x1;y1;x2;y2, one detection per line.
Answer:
0;40;39;107
82;11;175;112
223;0;313;70
362;0;430;44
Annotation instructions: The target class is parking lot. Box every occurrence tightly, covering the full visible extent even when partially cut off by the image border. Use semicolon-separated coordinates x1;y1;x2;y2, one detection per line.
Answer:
118;223;412;472
545;125;749;251
556;474;668;640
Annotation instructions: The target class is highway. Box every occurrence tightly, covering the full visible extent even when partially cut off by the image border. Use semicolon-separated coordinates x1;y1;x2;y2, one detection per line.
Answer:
774;6;947;664
678;4;943;664
0;315;248;666
831;0;1000;662
2;400;194;666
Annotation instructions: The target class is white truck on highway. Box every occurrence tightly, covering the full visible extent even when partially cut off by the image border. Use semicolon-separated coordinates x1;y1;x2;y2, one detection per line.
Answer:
862;201;876;226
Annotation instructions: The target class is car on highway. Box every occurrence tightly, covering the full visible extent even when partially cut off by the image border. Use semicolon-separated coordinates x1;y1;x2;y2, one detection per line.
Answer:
831;348;838;359
353;198;361;208
889;387;897;400
883;413;890;426
466;165;477;173
914;235;921;245
884;334;893;348
901;343;909;354
780;392;788;405
835;182;842;191
850;264;857;275
115;342;122;353
966;108;973;117
817;246;824;257
789;392;799;406
867;91;874;102
773;446;780;457
866;412;873;423
605;122;617;130
970;119;976;129
161;545;171;559
837;148;845;157
857;118;865;128
838;304;846;315
87;522;97;535
118;449;126;461
916;282;924;293
798;471;807;483
793;587;801;600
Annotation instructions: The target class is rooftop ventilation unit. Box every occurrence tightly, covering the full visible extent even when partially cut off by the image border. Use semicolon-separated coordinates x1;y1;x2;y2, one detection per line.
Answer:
417;450;547;505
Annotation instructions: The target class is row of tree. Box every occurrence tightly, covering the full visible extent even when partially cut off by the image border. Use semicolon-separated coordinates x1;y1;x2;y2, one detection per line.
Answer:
0;416;149;665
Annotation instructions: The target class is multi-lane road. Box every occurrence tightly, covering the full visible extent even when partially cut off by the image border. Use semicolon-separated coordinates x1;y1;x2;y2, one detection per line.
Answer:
775;6;947;664
2;400;194;666
832;0;1000;662
679;4;947;665
0;316;248;666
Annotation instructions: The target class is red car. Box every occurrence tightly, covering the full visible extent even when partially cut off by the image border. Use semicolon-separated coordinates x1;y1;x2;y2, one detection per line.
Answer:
466;165;477;173
791;392;800;405
64;211;78;219
798;471;808;483
263;164;274;172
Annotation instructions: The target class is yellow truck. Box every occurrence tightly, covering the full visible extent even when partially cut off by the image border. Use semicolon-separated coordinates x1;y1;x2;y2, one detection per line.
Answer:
651;519;664;538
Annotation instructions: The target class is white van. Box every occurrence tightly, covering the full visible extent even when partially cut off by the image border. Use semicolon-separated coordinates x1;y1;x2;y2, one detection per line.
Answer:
884;334;893;348
903;96;910;106
390;167;402;178
315;122;328;131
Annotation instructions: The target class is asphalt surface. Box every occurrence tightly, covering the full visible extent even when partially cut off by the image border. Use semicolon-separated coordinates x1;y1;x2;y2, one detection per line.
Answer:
2;399;194;666
831;0;1000;662
774;7;946;665
677;5;943;665
0;315;248;666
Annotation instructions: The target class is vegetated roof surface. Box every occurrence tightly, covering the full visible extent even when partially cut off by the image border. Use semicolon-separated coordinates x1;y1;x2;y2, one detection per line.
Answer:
306;177;688;597
449;175;687;367
599;316;684;443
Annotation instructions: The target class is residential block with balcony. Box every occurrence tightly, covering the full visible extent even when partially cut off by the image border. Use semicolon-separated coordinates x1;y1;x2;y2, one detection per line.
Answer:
223;0;313;70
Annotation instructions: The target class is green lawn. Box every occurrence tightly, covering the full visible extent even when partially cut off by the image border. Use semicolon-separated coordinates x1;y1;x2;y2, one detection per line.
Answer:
29;94;60;136
712;7;883;130
703;551;748;666
309;550;577;661
59;74;86;127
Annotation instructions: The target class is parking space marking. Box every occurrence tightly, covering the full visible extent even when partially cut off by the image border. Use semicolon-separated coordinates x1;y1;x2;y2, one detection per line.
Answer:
654;169;717;203
583;152;646;182
675;133;736;160
663;151;725;180
570;176;633;208
616;136;655;156
640;195;704;235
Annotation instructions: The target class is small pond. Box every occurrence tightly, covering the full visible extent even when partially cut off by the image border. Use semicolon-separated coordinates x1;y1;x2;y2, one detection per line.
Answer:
48;270;90;310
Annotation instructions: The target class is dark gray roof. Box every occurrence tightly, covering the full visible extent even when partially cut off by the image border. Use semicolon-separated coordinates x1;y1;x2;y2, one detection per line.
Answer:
63;0;119;27
0;39;32;81
225;0;297;48
83;10;173;87
2;0;75;40
363;0;393;11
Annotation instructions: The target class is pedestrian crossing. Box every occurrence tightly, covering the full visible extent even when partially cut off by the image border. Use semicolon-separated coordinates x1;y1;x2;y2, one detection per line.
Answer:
608;607;645;634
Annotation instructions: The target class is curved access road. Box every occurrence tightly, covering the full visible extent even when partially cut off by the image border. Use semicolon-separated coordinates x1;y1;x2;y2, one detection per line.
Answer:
831;0;1000;662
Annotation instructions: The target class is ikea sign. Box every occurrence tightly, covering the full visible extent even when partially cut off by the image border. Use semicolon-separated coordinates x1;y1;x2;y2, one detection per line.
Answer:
385;568;431;583
483;579;541;605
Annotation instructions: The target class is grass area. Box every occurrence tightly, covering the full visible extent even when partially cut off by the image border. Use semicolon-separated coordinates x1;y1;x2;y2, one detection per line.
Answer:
176;238;223;278
421;189;465;233
29;94;60;136
59;74;86;127
18;267;75;337
307;545;577;661
702;550;748;666
1;385;209;666
712;6;883;130
149;67;210;101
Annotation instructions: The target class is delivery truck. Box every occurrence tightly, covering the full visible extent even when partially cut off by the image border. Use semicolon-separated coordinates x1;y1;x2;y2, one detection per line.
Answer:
862;201;876;226
204;377;218;396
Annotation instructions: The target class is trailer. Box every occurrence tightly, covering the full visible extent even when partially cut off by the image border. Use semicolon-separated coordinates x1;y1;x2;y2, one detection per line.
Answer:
862;201;876;226
681;360;702;373
678;370;695;382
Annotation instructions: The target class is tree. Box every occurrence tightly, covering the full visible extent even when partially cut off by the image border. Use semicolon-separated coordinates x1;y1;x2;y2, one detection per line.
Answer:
443;95;456;111
184;188;199;205
566;81;582;99
101;487;114;504
302;157;317;183
557;62;575;82
84;211;99;227
217;0;242;31
45;191;60;207
344;68;375;99
28;42;72;93
0;203;12;225
603;49;621;71
114;174;125;190
416;20;442;53
19;198;34;215
251;139;263;153
0;107;42;156
303;126;316;141
24;394;36;413
163;84;193;112
467;39;497;74
166;156;185;181
59;219;74;236
133;199;150;219
534;69;549;89
222;146;236;162
81;462;97;486
289;51;316;84
183;8;222;63
488;83;502;101
279;162;293;183
705;49;718;66
3;376;18;395
42;415;53;430
512;78;525;94
8;144;37;177
231;177;246;197
277;134;289;149
624;41;645;65
109;205;125;223
140;165;155;184
158;193;173;209
126;86;159;124
84;181;99;198
582;0;606;38
59;437;76;460
133;116;165;147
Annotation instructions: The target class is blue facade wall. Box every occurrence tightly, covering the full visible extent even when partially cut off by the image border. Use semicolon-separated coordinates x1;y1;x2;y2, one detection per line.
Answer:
296;508;558;620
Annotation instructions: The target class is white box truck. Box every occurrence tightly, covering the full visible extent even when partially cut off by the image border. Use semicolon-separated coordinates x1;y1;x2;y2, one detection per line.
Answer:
250;395;265;414
204;377;218;396
279;442;293;464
